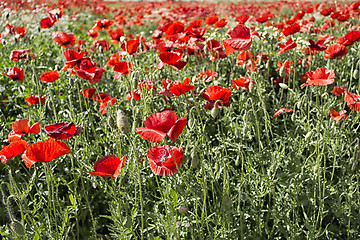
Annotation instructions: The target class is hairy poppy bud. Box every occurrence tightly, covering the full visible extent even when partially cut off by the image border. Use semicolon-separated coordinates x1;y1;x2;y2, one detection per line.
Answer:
211;106;219;118
279;83;288;89
116;110;130;133
11;220;25;236
353;69;359;79
191;152;198;169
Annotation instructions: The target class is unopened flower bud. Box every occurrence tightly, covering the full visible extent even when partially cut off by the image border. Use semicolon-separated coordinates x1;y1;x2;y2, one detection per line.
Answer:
353;69;359;79
279;83;288;89
116;110;130;133
211;107;219;118
11;220;25;236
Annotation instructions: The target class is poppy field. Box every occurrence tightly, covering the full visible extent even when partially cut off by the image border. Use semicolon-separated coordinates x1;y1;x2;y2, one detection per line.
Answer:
1;0;360;239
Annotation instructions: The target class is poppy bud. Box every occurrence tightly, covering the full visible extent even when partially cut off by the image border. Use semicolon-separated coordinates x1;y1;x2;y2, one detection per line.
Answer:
211;107;219;118
191;153;198;169
354;69;359;79
116;110;130;133
265;60;270;69
178;206;188;214
11;220;25;236
279;83;288;89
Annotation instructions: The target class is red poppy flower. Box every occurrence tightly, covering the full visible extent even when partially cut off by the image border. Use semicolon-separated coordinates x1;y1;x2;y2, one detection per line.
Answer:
99;97;117;115
4;24;26;39
169;78;195;97
108;27;124;44
308;39;327;51
121;39;139;55
40;70;59;83
126;89;141;101
93;19;114;31
44;122;81;140
89;155;126;179
344;92;360;111
52;31;76;48
276;60;293;74
278;38;297;55
91;40;110;52
214;18;227;29
8;119;40;143
330;110;348;121
10;49;34;62
282;23;300;37
324;43;348;60
158;79;174;98
273;108;294;117
25;95;46;106
147;145;184;176
236;14;251;24
0;140;29;164
202;86;232;110
232;77;255;91
157;52;187;71
136;109;187;143
205;16;218;25
236;50;252;65
206;40;227;61
80;88;97;98
22;138;71;168
165;22;185;35
87;27;99;39
114;61;132;78
12;119;40;135
61;50;85;71
331;85;347;96
75;58;105;84
223;24;254;55
302;67;335;87
2;67;24;81
344;31;360;45
197;69;218;82
40;17;56;29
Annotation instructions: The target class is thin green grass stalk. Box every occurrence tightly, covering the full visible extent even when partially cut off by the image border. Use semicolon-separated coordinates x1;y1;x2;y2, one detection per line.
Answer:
44;163;59;238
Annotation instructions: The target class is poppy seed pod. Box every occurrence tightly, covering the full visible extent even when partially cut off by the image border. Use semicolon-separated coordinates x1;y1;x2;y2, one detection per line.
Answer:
116;110;130;133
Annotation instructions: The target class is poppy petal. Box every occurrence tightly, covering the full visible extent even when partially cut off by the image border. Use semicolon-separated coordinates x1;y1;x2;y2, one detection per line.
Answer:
136;127;166;143
167;117;187;142
0;140;29;164
144;109;177;132
22;138;71;168
90;155;126;179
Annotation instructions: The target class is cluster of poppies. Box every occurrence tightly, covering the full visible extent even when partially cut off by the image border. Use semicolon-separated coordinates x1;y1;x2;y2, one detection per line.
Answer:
0;120;80;168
